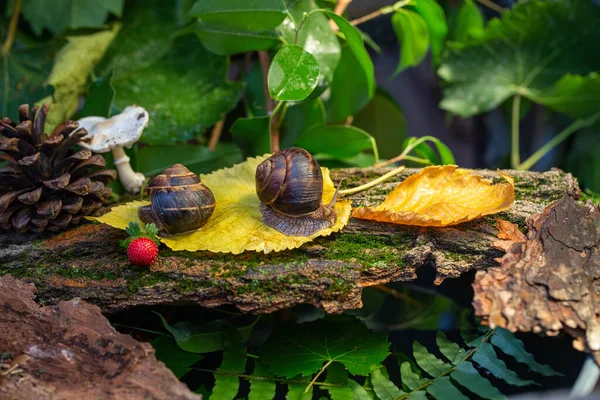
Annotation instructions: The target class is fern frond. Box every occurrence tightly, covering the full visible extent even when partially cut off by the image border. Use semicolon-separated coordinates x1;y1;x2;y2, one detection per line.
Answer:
471;342;537;387
211;335;247;400
371;368;405;399
248;361;276;400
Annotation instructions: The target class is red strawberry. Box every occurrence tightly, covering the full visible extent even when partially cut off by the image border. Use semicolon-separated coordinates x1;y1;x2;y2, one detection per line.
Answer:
121;222;160;266
127;237;159;266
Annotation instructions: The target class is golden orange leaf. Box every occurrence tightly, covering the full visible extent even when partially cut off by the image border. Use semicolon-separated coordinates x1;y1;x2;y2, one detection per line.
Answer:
352;165;514;227
91;155;352;253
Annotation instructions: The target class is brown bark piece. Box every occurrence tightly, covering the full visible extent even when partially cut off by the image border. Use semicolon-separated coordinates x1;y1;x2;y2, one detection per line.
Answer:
0;275;201;400
0;167;579;314
473;195;600;362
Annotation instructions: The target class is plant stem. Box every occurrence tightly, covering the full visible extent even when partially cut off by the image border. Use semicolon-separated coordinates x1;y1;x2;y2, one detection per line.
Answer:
258;51;275;113
270;101;284;153
510;95;521;169
374;135;440;168
329;0;353;29
517;111;600;171
194;368;341;387
349;0;411;26
207;115;225;151
2;0;21;56
339;165;405;195
475;0;505;13
305;359;333;393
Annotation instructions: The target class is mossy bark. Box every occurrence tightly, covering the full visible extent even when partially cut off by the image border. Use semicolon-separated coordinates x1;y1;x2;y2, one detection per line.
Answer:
0;168;579;314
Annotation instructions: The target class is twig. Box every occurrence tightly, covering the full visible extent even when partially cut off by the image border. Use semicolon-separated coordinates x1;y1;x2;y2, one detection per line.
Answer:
2;0;22;56
305;359;333;393
373;285;424;306
339;165;405;195
208;115;225;151
194;368;342;387
475;0;506;13
348;0;411;27
510;95;521;169
329;0;353;29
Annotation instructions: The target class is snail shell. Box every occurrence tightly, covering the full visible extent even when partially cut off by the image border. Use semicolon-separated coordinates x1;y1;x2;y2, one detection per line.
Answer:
255;147;338;236
138;164;215;236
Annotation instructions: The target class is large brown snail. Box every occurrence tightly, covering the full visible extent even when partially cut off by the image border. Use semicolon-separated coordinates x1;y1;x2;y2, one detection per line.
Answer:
255;147;339;236
138;164;215;236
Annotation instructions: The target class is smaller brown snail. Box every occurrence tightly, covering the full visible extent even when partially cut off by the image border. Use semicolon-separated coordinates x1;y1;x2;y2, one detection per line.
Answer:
138;164;215;236
255;147;339;236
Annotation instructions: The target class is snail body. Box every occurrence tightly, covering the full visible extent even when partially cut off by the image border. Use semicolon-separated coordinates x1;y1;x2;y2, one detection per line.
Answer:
256;147;338;236
138;164;215;236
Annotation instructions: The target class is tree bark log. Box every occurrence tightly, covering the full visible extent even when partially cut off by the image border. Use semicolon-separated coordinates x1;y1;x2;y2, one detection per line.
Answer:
0;167;579;314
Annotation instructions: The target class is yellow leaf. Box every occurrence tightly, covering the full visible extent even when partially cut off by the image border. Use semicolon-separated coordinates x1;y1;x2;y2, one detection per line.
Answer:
91;155;351;253
352;165;514;227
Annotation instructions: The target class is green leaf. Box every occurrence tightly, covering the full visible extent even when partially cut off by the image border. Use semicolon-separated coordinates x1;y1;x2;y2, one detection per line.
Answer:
427;376;469;400
296;124;378;162
451;361;507;400
260;316;390;378
38;25;120;127
78;72;115;119
448;0;484;43
230;116;272;157
325;362;353;400
323;11;375;97
528;73;600;119
371;368;405;399
244;62;268;117
212;334;247;400
248;361;276;400
325;45;371;122
472;342;536;387
392;9;430;74
112;35;243;145
192;21;282;55
136;143;243;176
439;0;600;118
353;88;407;160
97;0;178;78
400;361;428;391
20;0;123;36
151;335;204;379
403;136;456;165
154;312;256;353
436;332;462;363
268;45;320;101
413;342;451;378
280;0;341;89
188;0;286;31
407;392;428;400
347;379;372;400
1;36;59;117
491;328;560;377
287;381;313;400
282;98;326;148
412;0;448;64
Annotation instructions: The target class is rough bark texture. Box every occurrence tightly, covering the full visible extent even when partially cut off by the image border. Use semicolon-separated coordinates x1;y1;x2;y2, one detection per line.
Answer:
0;275;201;400
473;195;600;363
0;167;579;314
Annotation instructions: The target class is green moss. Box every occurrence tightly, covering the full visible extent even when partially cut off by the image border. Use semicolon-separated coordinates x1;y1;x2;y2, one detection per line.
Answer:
325;232;411;269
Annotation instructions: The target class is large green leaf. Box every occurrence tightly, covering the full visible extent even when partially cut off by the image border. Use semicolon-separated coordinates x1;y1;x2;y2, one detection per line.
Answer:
188;0;286;31
20;0;123;36
38;24;120;127
281;98;326;148
268;45;320;101
193;21;282;55
1;36;60;117
78;72;115;119
151;335;204;379
280;0;341;90
230;116;271;157
324;11;374;97
260;316;390;378
352;89;407;159
296;124;378;161
325;45;370;122
528;73;600;119
412;0;447;64
392;9;430;74
439;0;600;118
112;35;243;145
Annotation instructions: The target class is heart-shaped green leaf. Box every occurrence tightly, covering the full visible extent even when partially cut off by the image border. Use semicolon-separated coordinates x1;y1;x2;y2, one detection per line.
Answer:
268;45;320;101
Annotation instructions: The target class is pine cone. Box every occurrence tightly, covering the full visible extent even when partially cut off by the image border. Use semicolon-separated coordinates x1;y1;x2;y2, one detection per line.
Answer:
0;104;117;233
